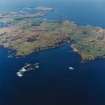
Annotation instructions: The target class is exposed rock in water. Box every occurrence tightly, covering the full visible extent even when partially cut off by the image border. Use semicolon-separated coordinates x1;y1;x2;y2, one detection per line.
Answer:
16;63;40;78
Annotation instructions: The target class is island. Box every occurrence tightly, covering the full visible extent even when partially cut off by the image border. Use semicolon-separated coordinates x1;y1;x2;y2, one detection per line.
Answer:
0;7;105;60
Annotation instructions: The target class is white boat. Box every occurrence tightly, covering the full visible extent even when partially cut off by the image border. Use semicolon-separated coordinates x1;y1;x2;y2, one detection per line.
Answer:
68;66;74;71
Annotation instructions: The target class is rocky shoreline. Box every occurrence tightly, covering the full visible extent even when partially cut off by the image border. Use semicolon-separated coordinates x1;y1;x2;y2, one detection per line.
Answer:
0;7;105;61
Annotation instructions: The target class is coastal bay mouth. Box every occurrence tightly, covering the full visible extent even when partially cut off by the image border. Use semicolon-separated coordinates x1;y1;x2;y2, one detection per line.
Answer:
0;41;87;105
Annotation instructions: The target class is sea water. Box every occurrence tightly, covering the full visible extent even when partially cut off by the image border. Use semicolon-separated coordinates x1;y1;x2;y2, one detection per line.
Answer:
0;0;105;105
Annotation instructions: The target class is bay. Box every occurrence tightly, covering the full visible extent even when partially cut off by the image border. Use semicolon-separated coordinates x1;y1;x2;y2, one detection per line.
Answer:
0;0;105;105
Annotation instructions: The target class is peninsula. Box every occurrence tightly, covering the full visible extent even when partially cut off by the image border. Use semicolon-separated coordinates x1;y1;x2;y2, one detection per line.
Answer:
0;7;105;60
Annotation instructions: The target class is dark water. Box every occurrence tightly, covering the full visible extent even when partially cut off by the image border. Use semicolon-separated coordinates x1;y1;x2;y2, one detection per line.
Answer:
0;0;105;105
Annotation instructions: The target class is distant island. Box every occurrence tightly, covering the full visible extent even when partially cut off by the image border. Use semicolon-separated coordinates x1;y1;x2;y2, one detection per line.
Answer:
0;7;105;60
